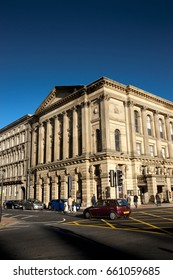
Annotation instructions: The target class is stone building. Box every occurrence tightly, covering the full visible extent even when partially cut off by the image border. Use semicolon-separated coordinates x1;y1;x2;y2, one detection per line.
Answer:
0;114;32;201
28;77;173;207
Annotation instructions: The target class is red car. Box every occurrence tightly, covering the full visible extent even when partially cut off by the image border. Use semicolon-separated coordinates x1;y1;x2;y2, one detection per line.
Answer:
83;199;131;220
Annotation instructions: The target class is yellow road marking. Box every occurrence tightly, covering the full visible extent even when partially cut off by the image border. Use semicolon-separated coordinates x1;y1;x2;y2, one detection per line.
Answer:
140;211;173;221
130;216;173;236
63;220;164;235
101;219;117;229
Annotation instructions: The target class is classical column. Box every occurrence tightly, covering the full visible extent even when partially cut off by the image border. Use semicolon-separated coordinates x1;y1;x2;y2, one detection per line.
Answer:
100;94;110;151
72;107;78;157
81;161;90;207
81;98;90;155
127;101;136;156
54;115;60;161
44;175;51;207
38;123;44;164
71;174;77;201
36;176;42;202
165;115;173;158
51;176;58;199
63;112;68;159
141;107;149;155
46;119;51;163
31;127;37;167
154;111;161;156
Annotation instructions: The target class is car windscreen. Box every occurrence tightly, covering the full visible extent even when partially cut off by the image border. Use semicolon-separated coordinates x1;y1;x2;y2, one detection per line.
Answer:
116;199;128;206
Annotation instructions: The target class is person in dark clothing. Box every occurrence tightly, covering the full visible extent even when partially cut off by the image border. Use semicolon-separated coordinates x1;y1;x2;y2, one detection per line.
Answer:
133;195;138;208
155;193;161;206
91;194;96;206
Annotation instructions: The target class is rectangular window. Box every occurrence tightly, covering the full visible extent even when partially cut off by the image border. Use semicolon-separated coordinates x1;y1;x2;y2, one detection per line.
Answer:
136;142;142;155
149;145;154;157
161;147;166;159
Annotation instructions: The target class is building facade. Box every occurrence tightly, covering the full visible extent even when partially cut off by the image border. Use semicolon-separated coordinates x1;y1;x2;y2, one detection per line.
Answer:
28;77;173;207
0;115;32;201
1;77;173;207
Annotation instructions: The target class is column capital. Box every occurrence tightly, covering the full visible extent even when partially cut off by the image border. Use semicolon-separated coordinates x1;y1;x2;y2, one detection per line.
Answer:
127;100;134;107
141;106;147;111
154;110;159;116
99;93;110;101
62;110;67;116
38;122;44;127
80;101;90;108
72;106;78;112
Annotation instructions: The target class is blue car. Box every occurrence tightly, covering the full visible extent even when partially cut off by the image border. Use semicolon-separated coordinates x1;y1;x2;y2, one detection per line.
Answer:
48;199;80;211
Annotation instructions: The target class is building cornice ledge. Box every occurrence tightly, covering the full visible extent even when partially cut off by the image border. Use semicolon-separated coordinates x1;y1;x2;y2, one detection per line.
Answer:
127;85;173;109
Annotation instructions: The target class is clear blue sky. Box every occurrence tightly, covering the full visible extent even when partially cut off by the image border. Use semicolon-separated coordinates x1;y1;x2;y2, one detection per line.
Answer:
1;0;173;128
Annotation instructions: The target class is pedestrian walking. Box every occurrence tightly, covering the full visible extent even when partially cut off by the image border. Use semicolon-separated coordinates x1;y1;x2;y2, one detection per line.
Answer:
155;193;161;206
133;195;138;208
67;196;73;212
91;194;96;206
127;195;131;206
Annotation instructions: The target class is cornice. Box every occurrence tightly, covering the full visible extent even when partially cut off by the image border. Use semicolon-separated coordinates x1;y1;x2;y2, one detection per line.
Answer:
33;77;173;120
127;85;173;110
0;114;32;134
31;155;90;172
87;76;127;95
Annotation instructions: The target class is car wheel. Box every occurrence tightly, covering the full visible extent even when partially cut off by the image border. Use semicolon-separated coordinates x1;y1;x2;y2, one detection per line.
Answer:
124;215;130;219
84;211;91;219
110;212;117;220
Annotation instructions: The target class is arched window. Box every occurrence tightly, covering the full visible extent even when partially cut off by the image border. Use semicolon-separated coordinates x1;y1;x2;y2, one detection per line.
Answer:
96;129;102;152
170;122;173;141
159;119;164;138
147;115;152;136
115;129;121;152
134;110;139;133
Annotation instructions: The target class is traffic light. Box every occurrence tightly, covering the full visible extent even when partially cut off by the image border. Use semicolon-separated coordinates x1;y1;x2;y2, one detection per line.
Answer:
109;170;115;187
117;169;123;186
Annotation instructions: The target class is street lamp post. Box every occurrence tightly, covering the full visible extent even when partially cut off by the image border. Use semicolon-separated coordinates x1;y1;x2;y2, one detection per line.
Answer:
0;169;5;223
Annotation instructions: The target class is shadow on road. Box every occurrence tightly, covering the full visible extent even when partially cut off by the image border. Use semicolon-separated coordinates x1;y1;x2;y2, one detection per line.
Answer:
0;224;142;260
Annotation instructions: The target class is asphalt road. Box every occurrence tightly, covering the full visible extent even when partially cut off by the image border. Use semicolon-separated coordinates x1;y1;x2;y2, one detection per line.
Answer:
0;207;173;260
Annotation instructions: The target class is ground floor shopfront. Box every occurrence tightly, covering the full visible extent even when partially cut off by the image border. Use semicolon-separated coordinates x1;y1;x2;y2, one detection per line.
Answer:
27;156;173;208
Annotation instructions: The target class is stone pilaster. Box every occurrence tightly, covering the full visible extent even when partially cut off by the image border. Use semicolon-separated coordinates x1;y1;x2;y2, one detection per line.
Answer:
54;115;60;161
51;177;58;199
31;128;37;167
73;107;78;157
165;115;173;158
60;173;68;199
141;107;149;155
100;94;110;151
81;99;90;155
46;119;51;163
127;101;136;156
63;112;68;159
154;111;161;156
38;123;44;164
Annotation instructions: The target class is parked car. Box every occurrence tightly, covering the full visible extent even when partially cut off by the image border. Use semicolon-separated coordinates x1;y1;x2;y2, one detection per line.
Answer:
48;199;80;211
3;200;23;209
22;199;44;210
83;198;131;220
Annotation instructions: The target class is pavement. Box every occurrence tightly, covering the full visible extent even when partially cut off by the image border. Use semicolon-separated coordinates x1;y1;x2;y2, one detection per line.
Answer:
130;201;173;209
1;201;173;229
0;216;18;228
